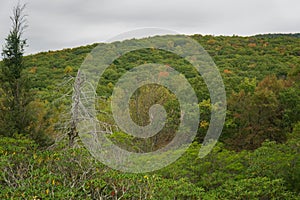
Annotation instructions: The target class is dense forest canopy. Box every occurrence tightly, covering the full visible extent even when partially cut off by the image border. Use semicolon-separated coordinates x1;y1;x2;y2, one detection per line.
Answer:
0;33;300;199
16;33;300;148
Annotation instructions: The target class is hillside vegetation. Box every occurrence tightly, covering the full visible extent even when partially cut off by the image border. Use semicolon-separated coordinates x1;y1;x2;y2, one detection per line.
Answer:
0;34;300;199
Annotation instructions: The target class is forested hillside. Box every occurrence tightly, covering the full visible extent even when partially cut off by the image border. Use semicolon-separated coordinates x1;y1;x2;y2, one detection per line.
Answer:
0;34;300;199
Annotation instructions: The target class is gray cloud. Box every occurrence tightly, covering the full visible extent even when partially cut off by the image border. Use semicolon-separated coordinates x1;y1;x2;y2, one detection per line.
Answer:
0;0;299;56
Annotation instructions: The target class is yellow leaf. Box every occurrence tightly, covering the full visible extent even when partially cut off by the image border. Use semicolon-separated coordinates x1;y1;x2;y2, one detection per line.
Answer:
200;120;209;128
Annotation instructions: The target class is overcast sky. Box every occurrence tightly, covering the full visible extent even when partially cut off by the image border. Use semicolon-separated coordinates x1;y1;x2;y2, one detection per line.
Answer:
1;0;299;56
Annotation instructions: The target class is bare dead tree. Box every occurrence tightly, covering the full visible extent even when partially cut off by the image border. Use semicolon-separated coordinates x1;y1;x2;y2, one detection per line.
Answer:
68;70;83;147
49;70;117;149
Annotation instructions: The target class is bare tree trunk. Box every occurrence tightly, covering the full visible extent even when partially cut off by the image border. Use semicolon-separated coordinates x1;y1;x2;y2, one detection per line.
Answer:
68;70;83;147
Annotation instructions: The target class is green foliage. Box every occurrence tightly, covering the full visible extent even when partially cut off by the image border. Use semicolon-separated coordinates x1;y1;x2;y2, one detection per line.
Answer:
0;3;30;136
0;137;205;199
204;177;297;200
0;29;300;198
1;122;300;199
225;75;289;150
0;4;52;146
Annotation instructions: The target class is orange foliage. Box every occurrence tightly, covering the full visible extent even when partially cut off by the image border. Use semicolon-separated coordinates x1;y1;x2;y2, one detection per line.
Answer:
158;71;169;78
248;43;257;47
224;69;233;74
263;42;269;47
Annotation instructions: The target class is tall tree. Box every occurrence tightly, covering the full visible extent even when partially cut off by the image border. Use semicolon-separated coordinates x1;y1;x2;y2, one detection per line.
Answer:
226;75;286;150
0;3;31;136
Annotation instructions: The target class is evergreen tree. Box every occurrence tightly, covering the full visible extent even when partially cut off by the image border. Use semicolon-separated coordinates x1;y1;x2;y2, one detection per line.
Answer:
0;3;32;136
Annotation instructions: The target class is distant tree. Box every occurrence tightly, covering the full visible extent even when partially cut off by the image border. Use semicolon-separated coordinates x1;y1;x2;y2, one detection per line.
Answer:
0;3;32;136
226;75;286;150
